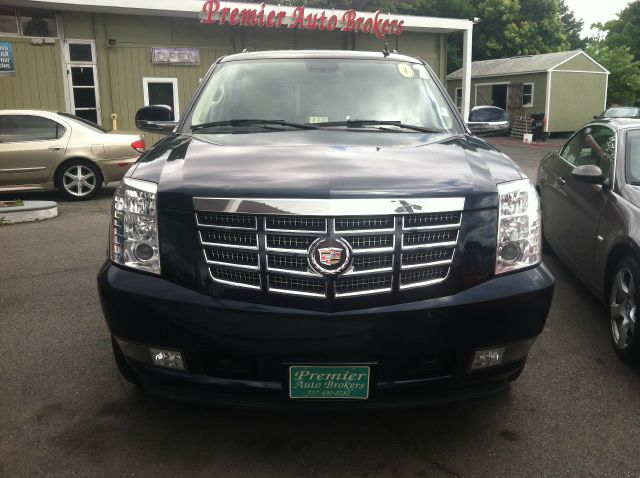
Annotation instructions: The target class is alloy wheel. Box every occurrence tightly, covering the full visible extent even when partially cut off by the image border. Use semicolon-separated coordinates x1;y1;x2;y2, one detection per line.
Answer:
610;266;637;350
62;165;97;197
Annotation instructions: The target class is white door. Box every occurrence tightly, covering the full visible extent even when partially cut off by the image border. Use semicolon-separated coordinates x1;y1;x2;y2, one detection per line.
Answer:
64;40;102;125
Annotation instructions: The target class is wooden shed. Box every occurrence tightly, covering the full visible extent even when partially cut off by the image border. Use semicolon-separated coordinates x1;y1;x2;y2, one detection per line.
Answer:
446;50;609;134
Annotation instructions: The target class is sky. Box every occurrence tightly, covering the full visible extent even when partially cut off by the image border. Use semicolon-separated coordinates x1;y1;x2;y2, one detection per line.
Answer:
563;0;633;37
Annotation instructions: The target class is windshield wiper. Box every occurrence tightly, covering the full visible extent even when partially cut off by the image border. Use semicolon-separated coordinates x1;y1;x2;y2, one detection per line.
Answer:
191;119;318;132
314;120;444;133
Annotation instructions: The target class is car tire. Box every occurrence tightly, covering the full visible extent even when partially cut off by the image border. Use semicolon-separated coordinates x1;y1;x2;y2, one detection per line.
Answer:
111;336;141;385
55;159;103;200
608;256;640;365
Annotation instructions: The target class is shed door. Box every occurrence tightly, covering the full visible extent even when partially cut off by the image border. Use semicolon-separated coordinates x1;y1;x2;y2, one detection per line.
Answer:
506;84;523;121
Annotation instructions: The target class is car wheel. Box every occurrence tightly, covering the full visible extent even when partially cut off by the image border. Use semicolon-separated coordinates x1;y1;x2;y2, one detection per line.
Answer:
609;257;640;365
56;159;102;200
111;336;140;385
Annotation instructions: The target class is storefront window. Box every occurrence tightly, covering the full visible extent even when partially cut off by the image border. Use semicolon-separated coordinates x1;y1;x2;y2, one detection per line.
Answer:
0;8;56;37
20;9;56;37
0;8;19;35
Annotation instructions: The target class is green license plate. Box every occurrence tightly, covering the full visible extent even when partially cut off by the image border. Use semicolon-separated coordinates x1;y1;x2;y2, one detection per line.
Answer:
289;365;370;399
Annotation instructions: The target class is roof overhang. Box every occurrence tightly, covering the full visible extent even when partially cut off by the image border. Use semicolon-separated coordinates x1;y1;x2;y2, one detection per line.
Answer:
9;0;473;34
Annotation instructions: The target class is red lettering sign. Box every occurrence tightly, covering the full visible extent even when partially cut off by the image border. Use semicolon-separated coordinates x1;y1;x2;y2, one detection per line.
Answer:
200;1;404;37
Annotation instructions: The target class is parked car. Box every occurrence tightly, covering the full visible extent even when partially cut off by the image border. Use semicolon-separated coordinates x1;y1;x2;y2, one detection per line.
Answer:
538;119;640;364
596;106;640;119
0;110;144;200
467;106;511;136
98;50;554;408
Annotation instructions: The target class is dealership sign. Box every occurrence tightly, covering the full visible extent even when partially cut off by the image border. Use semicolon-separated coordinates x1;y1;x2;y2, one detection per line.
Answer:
200;1;405;38
0;41;15;77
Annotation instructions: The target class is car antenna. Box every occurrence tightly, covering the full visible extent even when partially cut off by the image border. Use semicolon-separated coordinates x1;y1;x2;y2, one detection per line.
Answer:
242;48;249;53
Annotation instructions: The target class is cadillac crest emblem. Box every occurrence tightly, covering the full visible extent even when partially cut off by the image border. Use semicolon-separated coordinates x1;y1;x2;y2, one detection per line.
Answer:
309;238;351;274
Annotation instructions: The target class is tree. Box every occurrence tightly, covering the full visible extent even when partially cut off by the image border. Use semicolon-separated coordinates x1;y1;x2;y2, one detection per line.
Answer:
558;0;585;49
586;40;640;106
598;1;640;60
470;0;570;60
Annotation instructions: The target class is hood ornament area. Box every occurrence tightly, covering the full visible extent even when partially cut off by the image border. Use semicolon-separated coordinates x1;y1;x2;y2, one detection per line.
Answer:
309;238;352;275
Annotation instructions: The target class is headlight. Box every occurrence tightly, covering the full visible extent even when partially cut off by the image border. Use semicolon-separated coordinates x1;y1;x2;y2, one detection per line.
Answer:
110;177;160;274
495;179;541;274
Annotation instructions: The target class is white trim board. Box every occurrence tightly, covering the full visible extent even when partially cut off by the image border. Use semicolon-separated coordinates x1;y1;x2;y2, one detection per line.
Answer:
142;77;180;120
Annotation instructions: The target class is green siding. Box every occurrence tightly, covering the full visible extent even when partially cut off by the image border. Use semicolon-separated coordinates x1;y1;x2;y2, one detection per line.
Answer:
0;36;65;111
447;72;547;116
63;11;94;39
554;53;604;73
549;71;607;132
82;14;234;144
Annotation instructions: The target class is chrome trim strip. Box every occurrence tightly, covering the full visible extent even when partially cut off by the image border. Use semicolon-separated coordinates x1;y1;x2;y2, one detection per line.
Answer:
343;266;394;276
402;222;462;231
401;258;453;270
206;260;260;271
263;216;328;234
195;212;257;230
399;275;448;290
264;227;328;234
268;287;326;298
401;241;458;251
201;241;259;251
193;197;466;215
351;246;395;254
265;246;308;254
346;235;395;253
199;232;259;250
335;287;393;298
208;271;261;290
266;266;321;277
335;228;396;234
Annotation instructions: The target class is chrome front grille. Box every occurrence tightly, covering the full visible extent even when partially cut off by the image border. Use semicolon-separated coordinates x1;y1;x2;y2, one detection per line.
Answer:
195;201;463;298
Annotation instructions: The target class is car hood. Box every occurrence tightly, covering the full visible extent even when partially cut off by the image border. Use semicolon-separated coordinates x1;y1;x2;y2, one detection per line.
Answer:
129;130;524;211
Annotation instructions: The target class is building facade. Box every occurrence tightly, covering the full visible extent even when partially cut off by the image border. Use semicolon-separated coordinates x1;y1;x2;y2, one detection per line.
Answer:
0;1;473;139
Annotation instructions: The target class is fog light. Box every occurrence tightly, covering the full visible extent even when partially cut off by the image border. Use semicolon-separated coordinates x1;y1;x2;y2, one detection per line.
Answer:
471;347;505;370
149;348;185;370
133;242;154;261
500;241;522;261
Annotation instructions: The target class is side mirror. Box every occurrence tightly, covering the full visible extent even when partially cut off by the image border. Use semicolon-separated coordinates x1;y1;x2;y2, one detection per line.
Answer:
572;164;605;184
135;105;177;135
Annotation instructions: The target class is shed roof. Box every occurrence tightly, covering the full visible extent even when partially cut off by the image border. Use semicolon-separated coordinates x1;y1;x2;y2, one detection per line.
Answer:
447;50;607;80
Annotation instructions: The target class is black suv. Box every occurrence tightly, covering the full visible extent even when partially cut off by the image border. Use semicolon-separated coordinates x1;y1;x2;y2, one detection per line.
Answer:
98;50;554;407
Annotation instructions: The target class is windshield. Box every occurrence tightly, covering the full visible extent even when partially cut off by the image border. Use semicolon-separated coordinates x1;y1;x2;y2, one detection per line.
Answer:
468;108;508;122
189;59;458;132
603;107;640;118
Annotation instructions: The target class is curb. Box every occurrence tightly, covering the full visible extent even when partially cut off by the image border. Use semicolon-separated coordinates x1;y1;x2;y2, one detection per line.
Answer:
0;201;59;225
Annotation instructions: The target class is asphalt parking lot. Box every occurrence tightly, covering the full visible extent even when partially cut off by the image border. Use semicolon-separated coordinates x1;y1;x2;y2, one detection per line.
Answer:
1;137;639;477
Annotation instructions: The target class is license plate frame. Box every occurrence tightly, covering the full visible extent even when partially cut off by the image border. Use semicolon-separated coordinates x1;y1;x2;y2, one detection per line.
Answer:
289;365;370;400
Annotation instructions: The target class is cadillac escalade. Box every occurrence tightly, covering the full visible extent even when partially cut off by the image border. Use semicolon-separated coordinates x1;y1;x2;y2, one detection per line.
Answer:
97;50;554;408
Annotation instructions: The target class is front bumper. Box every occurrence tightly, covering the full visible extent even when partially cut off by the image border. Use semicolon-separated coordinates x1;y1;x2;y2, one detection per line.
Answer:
98;262;554;408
